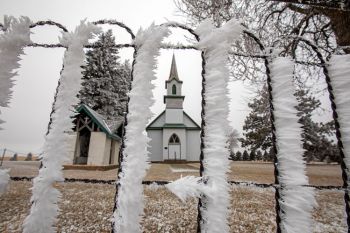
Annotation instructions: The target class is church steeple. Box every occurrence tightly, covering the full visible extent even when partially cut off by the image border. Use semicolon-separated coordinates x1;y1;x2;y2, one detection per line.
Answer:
164;54;185;124
168;54;180;81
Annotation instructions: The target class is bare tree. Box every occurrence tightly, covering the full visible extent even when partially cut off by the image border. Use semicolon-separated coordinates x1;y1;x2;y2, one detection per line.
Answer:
227;128;240;155
175;0;350;83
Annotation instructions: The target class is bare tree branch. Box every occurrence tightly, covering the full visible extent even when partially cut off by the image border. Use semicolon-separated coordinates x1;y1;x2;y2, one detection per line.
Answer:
269;0;350;11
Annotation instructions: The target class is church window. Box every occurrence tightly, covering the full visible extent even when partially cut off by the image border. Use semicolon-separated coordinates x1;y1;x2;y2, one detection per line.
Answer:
169;134;180;144
172;84;176;95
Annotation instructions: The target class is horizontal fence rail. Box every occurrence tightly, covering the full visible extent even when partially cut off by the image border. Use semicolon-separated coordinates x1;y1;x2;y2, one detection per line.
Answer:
9;176;344;191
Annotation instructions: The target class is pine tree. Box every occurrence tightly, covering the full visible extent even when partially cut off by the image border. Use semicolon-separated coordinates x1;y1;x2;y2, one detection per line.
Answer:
239;85;339;162
262;150;269;161
236;151;242;161
229;151;234;160
242;150;249;161
256;150;263;161
78;30;131;122
295;89;339;162
249;150;256;161
239;84;272;151
268;148;275;162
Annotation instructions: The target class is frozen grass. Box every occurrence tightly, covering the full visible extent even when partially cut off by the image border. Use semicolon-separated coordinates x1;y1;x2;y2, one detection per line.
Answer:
2;161;343;186
0;181;346;233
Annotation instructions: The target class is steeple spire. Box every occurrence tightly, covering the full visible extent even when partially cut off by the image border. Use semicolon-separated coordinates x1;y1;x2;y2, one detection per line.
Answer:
168;54;180;81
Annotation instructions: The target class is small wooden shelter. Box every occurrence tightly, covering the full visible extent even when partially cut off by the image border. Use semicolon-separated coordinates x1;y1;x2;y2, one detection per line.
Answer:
67;104;122;166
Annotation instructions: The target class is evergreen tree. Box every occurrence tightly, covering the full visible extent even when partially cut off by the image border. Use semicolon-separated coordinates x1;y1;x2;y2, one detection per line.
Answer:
229;151;235;160
235;151;242;161
268;148;275;162
239;84;272;151
249;150;256;161
78;30;131;122
242;150;249;161
239;85;339;162
295;89;339;162
262;150;269;161
256;150;263;161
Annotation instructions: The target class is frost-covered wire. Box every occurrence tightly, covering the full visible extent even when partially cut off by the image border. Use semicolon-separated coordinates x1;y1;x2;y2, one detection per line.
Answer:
22;21;101;233
329;55;350;229
112;24;169;233
193;19;243;233
0;16;31;128
269;56;316;233
166;176;203;202
0;168;10;194
329;54;350;174
0;15;31;197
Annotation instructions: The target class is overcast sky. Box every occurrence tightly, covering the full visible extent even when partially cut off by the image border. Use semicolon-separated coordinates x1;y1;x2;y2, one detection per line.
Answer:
0;0;252;155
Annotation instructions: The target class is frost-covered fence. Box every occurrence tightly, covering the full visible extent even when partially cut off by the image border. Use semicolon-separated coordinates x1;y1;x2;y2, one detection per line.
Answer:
0;16;350;233
0;16;31;194
111;24;170;233
328;54;350;228
193;19;242;233
269;55;316;232
165;19;244;233
23;21;101;233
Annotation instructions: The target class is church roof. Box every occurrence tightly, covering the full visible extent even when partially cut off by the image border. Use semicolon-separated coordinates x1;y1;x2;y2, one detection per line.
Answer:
168;54;181;82
146;110;201;130
76;104;122;140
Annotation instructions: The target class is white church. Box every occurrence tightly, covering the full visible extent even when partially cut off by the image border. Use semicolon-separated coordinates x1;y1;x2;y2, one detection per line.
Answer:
146;55;201;162
67;55;200;166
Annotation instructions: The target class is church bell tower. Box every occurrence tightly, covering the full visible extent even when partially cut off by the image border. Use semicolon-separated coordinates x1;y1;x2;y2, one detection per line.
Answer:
164;54;184;124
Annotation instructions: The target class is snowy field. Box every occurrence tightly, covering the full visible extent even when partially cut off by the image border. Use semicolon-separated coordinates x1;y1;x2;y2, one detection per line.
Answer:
0;161;346;232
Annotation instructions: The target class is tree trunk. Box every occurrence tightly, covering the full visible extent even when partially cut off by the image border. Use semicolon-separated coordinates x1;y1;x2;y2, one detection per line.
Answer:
324;9;350;54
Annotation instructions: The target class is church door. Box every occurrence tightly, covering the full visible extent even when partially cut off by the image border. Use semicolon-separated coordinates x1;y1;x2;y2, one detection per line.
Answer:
168;134;181;160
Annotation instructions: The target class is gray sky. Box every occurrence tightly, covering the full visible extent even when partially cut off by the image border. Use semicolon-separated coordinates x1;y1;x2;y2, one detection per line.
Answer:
0;0;251;154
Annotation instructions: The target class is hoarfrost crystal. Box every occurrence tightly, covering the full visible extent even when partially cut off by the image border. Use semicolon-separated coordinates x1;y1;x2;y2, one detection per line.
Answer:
23;21;100;233
112;24;169;233
269;56;316;233
329;54;350;171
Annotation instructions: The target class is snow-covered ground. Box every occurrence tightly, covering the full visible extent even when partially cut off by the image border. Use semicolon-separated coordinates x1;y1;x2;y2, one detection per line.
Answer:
0;181;346;233
0;161;345;232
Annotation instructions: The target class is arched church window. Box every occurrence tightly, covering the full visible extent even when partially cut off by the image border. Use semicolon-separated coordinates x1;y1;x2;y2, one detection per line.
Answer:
169;134;180;144
172;84;176;95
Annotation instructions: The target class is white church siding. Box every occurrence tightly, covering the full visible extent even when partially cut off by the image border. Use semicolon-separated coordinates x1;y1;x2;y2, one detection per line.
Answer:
163;128;186;160
148;130;163;161
165;98;184;108
166;109;183;123
186;130;201;161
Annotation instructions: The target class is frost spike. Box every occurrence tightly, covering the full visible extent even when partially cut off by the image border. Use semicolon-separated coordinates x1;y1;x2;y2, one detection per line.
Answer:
23;21;101;233
112;24;169;233
269;56;316;233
